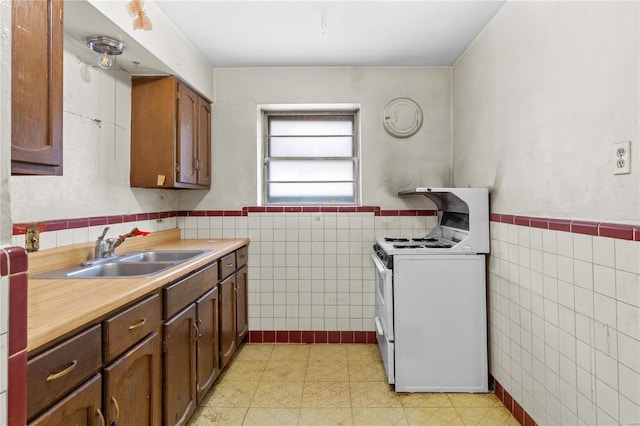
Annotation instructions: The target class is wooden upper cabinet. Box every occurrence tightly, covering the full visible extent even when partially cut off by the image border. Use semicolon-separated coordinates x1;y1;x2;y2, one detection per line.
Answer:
11;0;63;175
130;76;212;189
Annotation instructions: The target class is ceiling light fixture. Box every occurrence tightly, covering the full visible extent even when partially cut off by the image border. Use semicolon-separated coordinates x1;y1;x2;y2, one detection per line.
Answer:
86;36;124;69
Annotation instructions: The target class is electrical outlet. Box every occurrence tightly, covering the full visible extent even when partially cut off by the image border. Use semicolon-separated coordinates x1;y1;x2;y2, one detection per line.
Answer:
613;141;631;175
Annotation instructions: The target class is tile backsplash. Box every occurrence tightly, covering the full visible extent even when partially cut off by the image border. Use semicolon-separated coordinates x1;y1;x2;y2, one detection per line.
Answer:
178;210;436;332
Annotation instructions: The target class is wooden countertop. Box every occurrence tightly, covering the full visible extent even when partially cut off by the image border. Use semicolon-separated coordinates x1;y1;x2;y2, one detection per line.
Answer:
27;229;249;352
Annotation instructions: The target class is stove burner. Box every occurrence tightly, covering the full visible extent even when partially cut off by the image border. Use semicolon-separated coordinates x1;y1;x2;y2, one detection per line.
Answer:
392;242;454;249
412;238;438;242
385;238;410;242
393;244;422;249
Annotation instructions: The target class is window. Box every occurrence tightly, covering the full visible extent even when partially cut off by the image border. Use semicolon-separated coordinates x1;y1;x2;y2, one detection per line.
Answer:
262;110;359;205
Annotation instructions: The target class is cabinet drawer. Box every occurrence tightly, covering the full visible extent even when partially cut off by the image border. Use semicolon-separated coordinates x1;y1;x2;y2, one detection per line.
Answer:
219;252;236;280
103;293;161;363
27;325;102;420
165;262;218;319
236;246;248;268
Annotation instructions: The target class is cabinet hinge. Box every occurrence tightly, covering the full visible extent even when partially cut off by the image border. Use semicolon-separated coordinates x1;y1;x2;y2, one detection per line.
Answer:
175;164;180;173
162;340;166;353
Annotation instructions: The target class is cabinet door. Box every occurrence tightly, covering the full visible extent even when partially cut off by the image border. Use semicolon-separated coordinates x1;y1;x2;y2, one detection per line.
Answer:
196;98;211;186
29;374;103;426
176;83;198;185
195;287;219;403
103;332;161;426
236;265;249;343
219;275;237;369
163;304;197;426
11;0;63;175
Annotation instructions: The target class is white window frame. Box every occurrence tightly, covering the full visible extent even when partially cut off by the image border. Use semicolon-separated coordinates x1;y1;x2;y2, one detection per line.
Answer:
258;104;361;206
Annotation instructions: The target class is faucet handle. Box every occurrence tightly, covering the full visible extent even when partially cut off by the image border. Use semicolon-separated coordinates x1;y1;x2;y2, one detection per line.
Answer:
98;226;110;240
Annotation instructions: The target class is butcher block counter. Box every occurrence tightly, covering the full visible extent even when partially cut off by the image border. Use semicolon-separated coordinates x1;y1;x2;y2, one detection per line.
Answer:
27;228;249;353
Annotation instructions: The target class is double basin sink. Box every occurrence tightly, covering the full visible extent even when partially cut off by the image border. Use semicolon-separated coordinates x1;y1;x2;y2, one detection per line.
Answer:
31;250;212;279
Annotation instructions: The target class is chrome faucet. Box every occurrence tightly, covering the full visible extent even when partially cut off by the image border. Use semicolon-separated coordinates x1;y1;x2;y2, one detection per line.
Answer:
94;226;111;260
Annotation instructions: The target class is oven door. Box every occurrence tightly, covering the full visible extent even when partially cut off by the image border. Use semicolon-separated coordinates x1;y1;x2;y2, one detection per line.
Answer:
372;254;395;384
372;254;394;340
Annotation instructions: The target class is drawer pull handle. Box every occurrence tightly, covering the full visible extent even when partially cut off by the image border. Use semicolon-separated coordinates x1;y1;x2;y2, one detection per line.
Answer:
193;322;200;341
111;396;120;424
225;263;233;267
96;408;106;426
46;360;77;381
128;318;147;330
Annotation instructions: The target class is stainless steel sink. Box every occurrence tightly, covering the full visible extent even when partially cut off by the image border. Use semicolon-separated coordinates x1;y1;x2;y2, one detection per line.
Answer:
65;262;176;278
119;250;209;263
31;249;212;279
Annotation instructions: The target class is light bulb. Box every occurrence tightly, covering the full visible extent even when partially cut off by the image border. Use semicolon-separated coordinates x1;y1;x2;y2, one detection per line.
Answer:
97;52;114;69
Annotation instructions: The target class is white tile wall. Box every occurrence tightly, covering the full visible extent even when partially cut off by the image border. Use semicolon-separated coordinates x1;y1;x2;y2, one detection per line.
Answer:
489;223;640;426
179;212;435;331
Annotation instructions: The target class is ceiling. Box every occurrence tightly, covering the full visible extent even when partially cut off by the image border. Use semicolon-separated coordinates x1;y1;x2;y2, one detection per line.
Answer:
153;1;506;68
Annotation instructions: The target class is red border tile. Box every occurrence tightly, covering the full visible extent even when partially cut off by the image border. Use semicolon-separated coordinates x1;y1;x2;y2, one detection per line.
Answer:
398;210;417;217
321;207;339;213
289;330;302;343
338;207;356;213
513;401;524;425
89;216;108;226
224;210;242;216
6;246;28;275
635;227;640;242
123;214;137;223
263;330;276;343
189;210;207;217
148;213;160;220
314;331;328;343
341;331;354;343
136;213;151;221
206;210;224;217
276;330;289;343
107;215;124;224
8;350;27;426
68;218;90;229
354;331;367;343
0;249;7;276
249;331;263;343
43;220;67;232
9;272;28;355
379;210;399;216
503;390;513;412
301;330;315;343
514;216;531;227
266;207;285;213
366;331;377;343
571;221;599;236
357;206;376;213
524;412;536;426
302;207;321;212
599;223;634;240
548;219;571;232
489;213;502;222
328;331;341;343
417;209;437;216
529;218;549;229
501;215;516;225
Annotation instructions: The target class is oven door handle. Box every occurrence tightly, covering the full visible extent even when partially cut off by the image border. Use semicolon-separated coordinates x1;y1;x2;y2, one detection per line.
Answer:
371;254;389;273
374;316;384;336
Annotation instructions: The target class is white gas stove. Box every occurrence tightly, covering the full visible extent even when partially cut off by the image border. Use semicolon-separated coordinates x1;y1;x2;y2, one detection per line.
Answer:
373;187;490;392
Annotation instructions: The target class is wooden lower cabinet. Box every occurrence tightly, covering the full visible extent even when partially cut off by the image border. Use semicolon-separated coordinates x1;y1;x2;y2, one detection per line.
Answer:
104;332;162;426
236;265;248;343
163;304;197;426
219;274;237;369
30;374;103;426
195;287;220;403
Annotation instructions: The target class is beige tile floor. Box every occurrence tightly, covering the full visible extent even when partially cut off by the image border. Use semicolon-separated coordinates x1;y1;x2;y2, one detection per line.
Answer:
189;343;519;426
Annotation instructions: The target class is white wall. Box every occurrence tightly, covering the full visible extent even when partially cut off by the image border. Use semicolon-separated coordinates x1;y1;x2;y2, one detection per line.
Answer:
453;2;640;426
453;1;639;224
10;45;178;224
178;67;452;211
